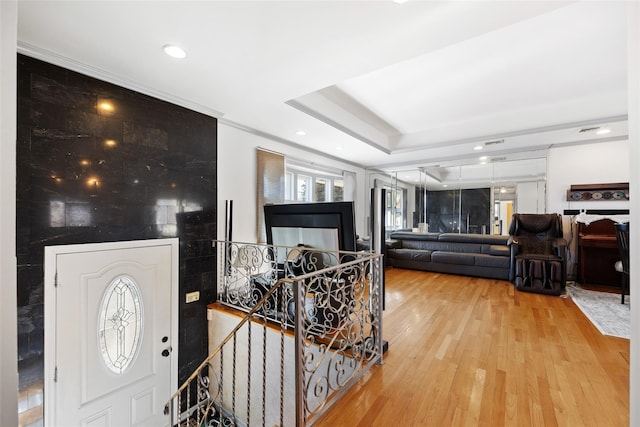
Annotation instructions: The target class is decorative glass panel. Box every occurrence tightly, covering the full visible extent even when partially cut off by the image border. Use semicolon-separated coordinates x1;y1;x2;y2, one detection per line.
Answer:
98;275;143;374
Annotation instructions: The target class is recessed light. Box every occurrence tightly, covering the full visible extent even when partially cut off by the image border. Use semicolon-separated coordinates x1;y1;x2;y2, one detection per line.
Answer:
336;146;343;151
163;44;187;59
443;184;448;188
98;101;114;112
392;0;408;3
596;128;611;135
296;130;306;136
473;145;483;151
479;156;488;161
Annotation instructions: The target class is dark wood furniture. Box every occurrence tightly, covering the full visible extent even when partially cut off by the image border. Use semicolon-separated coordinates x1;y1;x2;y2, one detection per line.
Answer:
578;219;619;287
614;222;630;304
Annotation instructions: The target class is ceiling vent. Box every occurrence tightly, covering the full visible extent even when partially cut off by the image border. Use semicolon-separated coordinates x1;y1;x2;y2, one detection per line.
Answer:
484;139;504;146
578;126;600;133
490;156;507;162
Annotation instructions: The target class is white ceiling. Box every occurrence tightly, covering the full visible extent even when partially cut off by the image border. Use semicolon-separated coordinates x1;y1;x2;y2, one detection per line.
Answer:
17;0;629;182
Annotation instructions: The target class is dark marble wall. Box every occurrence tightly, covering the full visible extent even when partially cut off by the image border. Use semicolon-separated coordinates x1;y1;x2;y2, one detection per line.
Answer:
16;54;217;391
418;188;491;233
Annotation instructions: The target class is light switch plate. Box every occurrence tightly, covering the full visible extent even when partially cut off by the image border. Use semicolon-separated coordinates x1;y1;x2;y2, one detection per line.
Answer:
185;291;200;303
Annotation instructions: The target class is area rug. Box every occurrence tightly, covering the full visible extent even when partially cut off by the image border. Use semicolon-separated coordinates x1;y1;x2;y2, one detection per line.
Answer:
565;284;630;339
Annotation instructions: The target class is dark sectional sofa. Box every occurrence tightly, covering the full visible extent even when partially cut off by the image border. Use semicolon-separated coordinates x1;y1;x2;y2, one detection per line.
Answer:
385;231;511;280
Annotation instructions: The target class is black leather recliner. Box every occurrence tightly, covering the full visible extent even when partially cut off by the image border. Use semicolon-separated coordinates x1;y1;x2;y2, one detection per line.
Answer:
508;213;567;296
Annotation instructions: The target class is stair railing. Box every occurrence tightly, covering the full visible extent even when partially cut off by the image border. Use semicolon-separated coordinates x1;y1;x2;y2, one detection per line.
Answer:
165;241;384;427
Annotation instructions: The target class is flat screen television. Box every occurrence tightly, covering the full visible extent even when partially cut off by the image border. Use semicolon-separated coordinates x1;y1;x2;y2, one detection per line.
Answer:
263;202;357;253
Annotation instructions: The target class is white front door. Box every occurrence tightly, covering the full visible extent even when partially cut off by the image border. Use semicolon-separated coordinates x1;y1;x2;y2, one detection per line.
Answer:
44;239;179;427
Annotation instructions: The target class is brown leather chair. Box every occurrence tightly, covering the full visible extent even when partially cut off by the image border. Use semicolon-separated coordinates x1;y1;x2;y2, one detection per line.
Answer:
508;213;567;296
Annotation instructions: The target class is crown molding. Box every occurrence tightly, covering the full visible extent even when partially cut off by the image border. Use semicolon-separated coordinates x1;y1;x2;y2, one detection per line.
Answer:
219;118;365;170
17;42;225;119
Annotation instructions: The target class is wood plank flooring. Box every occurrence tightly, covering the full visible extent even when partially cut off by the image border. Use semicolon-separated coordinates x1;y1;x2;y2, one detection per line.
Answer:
314;268;629;427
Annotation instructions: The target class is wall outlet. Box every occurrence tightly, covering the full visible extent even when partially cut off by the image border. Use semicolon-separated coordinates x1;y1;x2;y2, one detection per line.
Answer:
185;291;200;303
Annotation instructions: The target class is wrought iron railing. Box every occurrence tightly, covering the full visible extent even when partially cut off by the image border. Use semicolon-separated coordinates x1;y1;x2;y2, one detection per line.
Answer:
165;240;384;426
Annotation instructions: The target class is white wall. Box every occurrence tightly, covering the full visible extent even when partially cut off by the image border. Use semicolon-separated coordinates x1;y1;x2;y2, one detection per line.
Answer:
546;140;630;215
546;140;630;279
0;1;19;425
208;308;297;427
217;123;366;243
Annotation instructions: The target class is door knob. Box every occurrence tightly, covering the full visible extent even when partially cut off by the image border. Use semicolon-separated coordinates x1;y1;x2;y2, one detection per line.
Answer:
162;347;172;357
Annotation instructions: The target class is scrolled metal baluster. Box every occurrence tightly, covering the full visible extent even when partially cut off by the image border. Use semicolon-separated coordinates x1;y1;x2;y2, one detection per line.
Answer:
232;333;237;422
186;381;190;426
246;316;251;427
197;370;212;422
280;286;286;427
220;347;224;423
262;316;267;427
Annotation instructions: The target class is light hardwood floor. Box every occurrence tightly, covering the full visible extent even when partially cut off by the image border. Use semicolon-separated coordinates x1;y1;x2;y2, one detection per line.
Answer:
315;268;629;427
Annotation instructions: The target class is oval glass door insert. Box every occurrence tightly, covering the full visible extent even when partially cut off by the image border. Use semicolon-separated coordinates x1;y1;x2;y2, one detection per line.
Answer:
98;275;143;374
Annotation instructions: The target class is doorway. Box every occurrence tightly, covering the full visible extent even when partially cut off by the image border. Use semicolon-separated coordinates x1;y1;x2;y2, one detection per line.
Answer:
44;239;178;427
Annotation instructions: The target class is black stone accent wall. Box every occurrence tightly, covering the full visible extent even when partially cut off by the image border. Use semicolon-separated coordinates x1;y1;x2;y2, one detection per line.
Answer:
422;188;491;234
16;54;217;392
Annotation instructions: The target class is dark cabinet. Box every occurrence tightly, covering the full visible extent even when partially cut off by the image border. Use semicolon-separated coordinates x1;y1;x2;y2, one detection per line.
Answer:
578;219;619;287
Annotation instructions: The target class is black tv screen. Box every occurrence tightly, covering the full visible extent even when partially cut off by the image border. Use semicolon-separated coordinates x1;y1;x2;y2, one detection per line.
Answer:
263;202;357;252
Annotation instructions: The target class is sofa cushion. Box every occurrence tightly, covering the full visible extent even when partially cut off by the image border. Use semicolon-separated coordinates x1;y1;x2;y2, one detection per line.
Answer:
402;240;483;253
431;251;475;266
438;233;509;245
387;249;432;262
389;232;440;241
400;240;441;251
439;233;484;243
474;254;510;268
482;235;510;245
386;239;402;249
484;245;510;257
514;253;560;261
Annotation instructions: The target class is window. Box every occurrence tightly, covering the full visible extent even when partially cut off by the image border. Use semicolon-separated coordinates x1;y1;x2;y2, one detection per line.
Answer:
333;180;344;202
296;174;311;202
315;178;327;202
384;188;404;229
285;171;294;201
285;167;346;203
